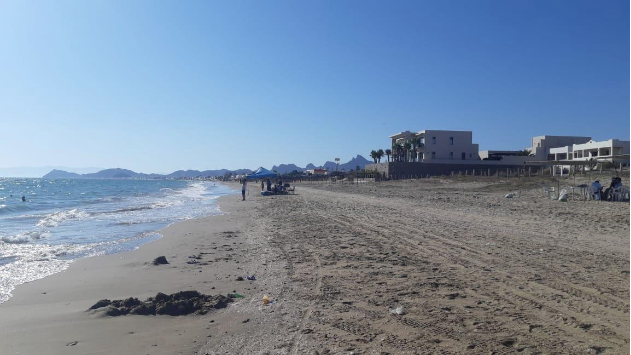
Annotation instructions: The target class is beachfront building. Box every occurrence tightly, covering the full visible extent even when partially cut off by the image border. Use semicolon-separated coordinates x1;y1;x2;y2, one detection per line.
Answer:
389;130;480;162
306;169;327;175
527;135;591;160
549;139;630;164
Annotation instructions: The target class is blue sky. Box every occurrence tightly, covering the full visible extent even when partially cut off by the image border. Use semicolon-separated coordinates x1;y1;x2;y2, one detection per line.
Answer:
1;0;628;173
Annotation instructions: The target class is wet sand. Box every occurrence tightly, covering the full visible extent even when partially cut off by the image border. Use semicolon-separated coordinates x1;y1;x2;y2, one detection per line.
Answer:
0;177;628;354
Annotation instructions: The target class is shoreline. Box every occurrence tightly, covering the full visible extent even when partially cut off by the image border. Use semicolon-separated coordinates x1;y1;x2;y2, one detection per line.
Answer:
0;177;628;354
0;185;273;355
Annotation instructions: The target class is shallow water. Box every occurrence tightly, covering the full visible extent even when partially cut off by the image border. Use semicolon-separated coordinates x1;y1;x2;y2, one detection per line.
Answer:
0;178;235;303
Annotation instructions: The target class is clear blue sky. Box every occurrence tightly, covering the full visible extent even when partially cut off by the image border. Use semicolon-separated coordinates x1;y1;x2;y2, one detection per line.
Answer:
1;0;628;173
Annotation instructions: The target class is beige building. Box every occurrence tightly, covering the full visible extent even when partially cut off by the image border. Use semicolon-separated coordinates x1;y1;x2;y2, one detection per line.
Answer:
389;130;479;162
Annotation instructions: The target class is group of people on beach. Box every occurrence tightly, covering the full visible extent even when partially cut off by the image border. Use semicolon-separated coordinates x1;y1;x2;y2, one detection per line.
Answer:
590;176;624;201
240;178;288;201
261;178;286;194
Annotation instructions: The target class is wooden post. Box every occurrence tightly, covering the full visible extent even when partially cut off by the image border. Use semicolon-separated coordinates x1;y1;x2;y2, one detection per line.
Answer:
528;167;531;177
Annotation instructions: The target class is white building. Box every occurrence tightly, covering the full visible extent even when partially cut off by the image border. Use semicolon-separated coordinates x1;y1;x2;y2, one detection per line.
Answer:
389;130;479;162
549;139;630;163
528;135;591;160
306;169;327;175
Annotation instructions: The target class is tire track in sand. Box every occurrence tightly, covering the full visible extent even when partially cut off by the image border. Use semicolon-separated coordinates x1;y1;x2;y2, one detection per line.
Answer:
290;253;322;355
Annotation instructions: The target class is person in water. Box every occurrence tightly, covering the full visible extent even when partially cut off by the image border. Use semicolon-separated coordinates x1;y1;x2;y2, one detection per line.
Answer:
21;196;26;202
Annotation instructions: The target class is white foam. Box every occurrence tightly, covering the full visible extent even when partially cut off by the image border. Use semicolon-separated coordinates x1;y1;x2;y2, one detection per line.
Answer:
36;209;90;228
1;230;50;244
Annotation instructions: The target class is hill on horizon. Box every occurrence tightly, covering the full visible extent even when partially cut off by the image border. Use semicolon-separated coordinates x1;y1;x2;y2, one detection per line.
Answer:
270;155;370;174
40;154;371;179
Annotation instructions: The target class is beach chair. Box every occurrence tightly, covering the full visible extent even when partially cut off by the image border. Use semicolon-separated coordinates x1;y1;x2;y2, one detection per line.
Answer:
609;186;628;202
587;185;600;201
543;186;555;199
284;183;296;194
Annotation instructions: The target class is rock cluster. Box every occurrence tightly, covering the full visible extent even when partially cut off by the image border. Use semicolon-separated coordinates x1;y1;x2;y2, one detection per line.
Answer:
89;291;231;316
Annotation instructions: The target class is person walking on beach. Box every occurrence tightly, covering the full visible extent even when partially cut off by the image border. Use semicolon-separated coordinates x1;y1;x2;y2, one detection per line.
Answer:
241;179;247;201
261;180;264;191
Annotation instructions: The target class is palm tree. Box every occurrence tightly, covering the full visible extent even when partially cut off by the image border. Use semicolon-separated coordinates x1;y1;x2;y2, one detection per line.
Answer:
411;137;421;162
370;150;378;163
385;149;392;162
403;142;412;162
397;143;404;162
377;149;384;163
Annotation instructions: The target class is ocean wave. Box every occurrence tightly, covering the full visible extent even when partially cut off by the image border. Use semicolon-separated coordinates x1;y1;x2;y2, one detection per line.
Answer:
1;230;51;244
150;201;177;209
108;206;153;214
36;209;90;228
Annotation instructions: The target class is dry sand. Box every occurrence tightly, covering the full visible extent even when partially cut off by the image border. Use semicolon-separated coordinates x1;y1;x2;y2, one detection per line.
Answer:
0;177;628;354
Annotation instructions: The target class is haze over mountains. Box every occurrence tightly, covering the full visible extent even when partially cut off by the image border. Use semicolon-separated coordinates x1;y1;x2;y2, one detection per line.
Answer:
38;155;371;179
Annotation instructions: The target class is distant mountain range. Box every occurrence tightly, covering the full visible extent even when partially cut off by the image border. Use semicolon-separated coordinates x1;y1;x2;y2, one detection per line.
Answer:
0;166;103;178
41;155;371;179
43;168;253;179
271;155;371;174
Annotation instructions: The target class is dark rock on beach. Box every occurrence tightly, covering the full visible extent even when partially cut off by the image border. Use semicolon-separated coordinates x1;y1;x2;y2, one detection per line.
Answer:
89;299;112;309
152;256;169;265
88;291;231;316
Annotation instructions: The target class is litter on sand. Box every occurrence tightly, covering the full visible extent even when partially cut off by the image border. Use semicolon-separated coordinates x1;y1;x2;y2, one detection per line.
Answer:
262;294;271;305
558;189;568;202
389;306;405;315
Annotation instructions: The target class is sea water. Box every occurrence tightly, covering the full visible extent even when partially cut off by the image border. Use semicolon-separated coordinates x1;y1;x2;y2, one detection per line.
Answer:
0;178;235;304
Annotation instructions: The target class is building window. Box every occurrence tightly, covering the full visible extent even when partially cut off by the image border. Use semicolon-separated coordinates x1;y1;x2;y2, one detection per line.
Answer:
449;152;453;159
432;137;436;144
449;137;453;145
431;152;436;159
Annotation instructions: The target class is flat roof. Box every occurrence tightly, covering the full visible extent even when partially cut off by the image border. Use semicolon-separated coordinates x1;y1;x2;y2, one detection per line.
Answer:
388;131;413;139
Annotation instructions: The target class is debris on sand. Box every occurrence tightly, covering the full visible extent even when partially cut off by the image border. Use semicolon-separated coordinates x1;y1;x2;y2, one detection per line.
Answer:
88;291;231;316
152;256;169;265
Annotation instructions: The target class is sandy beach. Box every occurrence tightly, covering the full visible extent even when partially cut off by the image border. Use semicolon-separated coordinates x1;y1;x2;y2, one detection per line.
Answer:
0;177;628;354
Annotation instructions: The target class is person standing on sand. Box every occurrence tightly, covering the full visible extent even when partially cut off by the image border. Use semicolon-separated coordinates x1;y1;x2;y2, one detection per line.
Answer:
261;180;264;191
241;179;247;201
